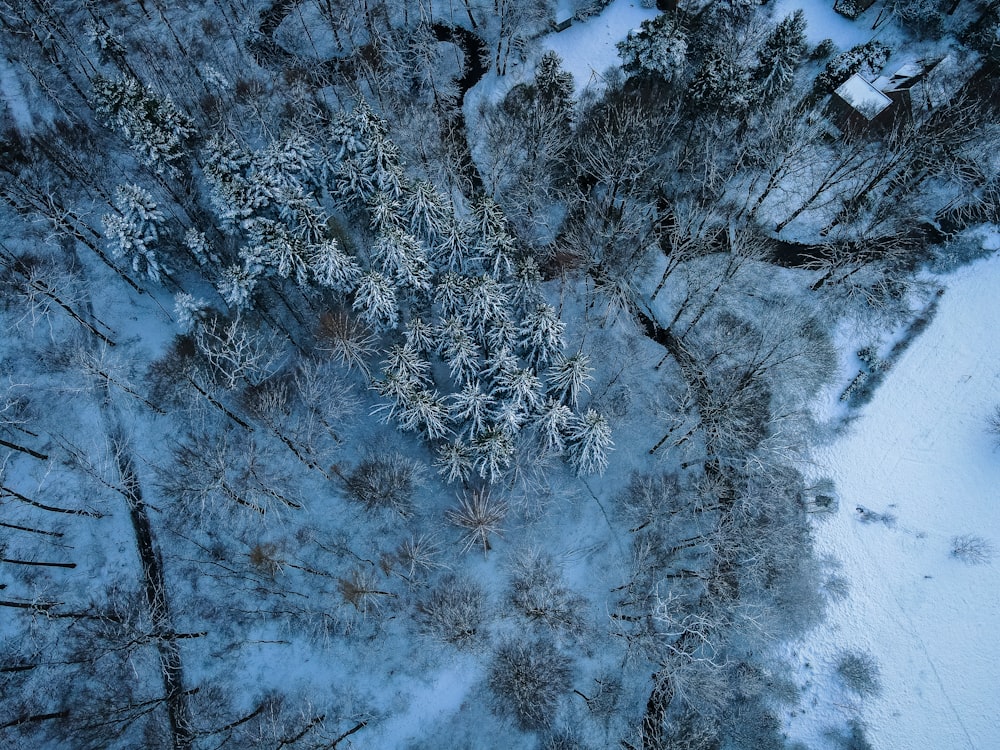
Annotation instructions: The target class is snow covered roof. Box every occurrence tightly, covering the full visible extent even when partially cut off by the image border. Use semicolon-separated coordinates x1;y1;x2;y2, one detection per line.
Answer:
834;74;893;120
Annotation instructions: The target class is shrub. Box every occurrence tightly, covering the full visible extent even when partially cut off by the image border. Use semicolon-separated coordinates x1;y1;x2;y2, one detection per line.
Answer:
488;638;573;730
950;534;995;565
344;451;422;516
416;575;488;648
446;488;508;554
836;649;881;696
509;551;587;635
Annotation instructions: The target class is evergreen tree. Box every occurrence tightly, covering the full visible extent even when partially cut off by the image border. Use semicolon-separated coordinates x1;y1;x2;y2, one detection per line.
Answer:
520;303;565;369
184;228;219;266
473;428;515;483
617;13;688;83
174;293;208;333
534;398;573;454
330;103;405;209
567;409;613;476
93;74;194;175
217;264;259;310
102;183;166;283
202;135;257;226
308;239;361;292
546;352;593;408
243;217;309;286
688;48;752;118
397;388;451;440
405;316;436;355
449;380;495;438
403;180;450;242
372;230;432;292
434;272;470;320
814;41;891;94
441;322;481;385
433;218;475;272
436;439;474;483
751;10;808;101
353;270;399;331
534;51;576;123
465;274;510;336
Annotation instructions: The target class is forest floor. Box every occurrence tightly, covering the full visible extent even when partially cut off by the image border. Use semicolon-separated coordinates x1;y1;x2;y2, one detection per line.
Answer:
784;234;1000;749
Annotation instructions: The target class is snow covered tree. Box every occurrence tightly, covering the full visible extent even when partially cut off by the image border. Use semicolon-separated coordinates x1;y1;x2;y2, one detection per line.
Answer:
102;183;166;283
434;272;470;320
520;303;565;369
396;387;451;440
193;314;284;389
546;352;593;408
534;398;573;454
432;217;474;272
353;270;398;330
436;439;474;483
403;180;450;241
372;230;432;292
751;10;808;102
368;190;403;232
382;342;432;390
92;74;194;175
329;103;405;209
534;51;576;124
440;319;481;385
814;41;891;94
472;428;516;484
202;135;256;226
617;13;688;83
174;293;208;333
217;264;259;311
448;380;495;438
242;217;308;286
487;638;573;730
464;274;510;336
688;48;751;118
308;238;361;291
184;228;219;266
567;408;613;476
498;367;544;414
404;316;436;355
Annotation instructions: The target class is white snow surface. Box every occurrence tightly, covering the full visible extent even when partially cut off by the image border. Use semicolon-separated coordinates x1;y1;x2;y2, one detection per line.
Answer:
539;0;659;92
786;247;1000;749
771;0;877;47
835;73;891;119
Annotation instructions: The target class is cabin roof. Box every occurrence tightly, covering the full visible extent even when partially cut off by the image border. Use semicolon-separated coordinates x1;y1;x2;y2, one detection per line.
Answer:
834;74;893;120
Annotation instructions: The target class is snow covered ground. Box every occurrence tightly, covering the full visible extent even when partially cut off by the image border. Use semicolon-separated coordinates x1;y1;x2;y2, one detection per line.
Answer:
540;0;658;92
770;0;877;48
786;244;1000;749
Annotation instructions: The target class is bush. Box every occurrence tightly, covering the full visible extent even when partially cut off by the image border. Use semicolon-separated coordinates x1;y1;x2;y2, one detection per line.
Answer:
488;638;573;730
836;649;881;696
509;551;587;635
416;575;488;648
344;451;423;516
814;41;891;93
950;534;995;565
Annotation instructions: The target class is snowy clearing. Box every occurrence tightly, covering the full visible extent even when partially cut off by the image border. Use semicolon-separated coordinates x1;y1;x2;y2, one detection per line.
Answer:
786;246;1000;749
540;0;658;92
771;0;878;48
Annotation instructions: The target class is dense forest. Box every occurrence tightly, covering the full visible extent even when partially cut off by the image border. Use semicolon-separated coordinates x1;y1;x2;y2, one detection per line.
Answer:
1;0;998;748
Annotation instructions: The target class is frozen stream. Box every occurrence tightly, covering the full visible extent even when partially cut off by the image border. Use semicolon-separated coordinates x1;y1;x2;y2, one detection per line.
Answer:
785;248;1000;749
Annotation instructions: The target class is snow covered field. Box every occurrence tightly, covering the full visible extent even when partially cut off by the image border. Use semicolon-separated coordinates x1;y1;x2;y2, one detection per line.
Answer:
786;246;1000;749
